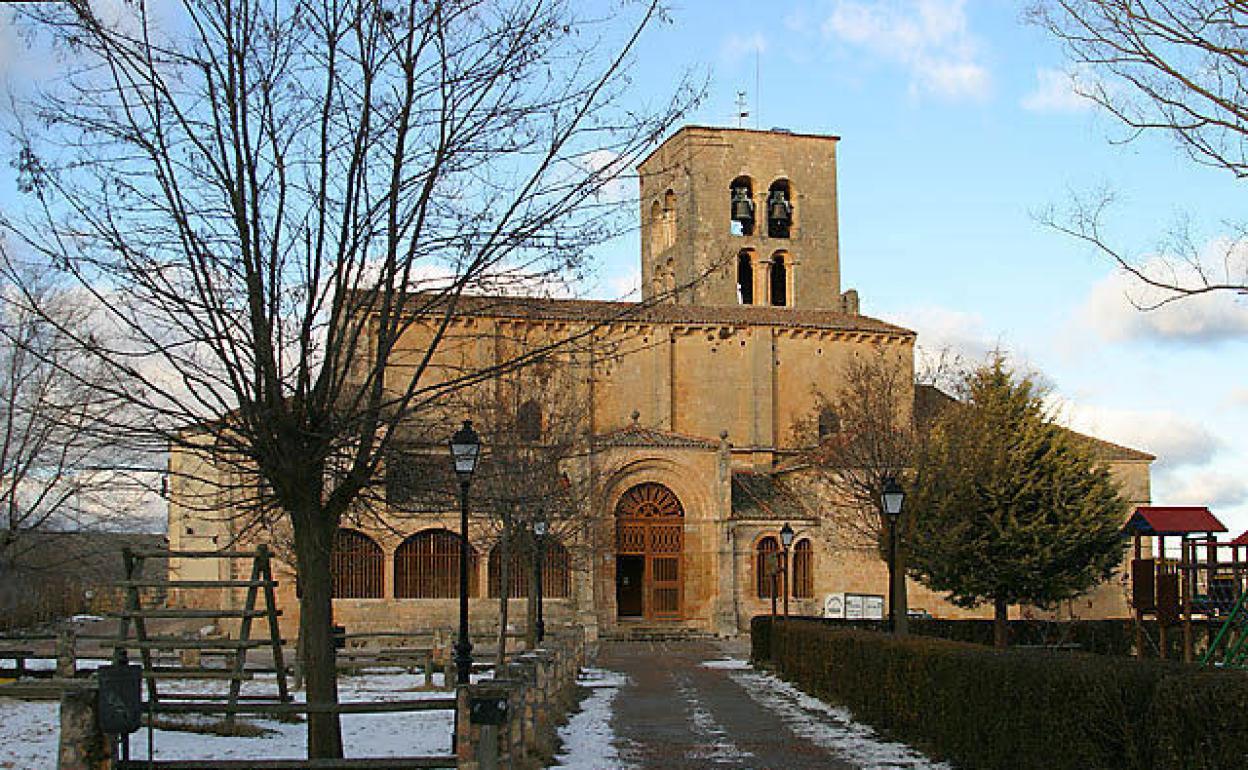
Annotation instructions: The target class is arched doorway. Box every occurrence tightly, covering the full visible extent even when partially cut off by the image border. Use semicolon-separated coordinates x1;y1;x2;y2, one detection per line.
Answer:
615;482;684;620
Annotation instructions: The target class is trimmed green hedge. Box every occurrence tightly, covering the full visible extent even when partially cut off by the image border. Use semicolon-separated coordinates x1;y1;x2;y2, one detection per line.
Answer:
758;615;1209;658
754;617;1248;770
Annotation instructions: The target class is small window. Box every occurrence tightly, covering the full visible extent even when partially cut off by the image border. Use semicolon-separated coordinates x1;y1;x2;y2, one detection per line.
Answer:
767;180;792;239
770;254;788;307
649;200;663;257
793;539;814;598
730;177;754;236
517;400;542;442
756;536;780;598
736;251;754;305
818;407;840;439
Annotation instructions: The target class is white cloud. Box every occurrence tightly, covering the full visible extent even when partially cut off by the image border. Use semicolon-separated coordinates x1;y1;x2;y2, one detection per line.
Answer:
821;0;991;101
607;268;640;300
1021;67;1094;113
1059;401;1221;471
1160;470;1248;511
892;305;999;363
1079;246;1248;343
721;32;768;61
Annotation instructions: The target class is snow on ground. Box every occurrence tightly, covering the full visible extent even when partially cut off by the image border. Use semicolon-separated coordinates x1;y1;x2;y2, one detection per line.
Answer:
698;658;752;670
724;660;951;770
549;668;632;770
0;669;459;767
673;670;753;765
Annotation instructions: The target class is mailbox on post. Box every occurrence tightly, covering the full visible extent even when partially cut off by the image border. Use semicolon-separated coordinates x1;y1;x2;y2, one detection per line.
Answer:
469;695;509;726
97;661;143;735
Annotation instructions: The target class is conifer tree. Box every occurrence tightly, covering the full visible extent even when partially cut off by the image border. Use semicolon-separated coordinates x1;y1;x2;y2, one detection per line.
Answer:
908;355;1127;647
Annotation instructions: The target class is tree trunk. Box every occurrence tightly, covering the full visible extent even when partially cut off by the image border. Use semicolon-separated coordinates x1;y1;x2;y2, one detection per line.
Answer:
495;527;510;671
293;511;343;760
525;531;538;650
994;597;1009;648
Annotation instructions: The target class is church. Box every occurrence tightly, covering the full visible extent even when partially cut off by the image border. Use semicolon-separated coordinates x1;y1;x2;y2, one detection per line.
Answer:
167;125;1153;639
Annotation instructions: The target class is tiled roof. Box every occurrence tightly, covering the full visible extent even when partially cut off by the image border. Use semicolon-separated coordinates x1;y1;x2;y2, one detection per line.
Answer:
731;471;815;520
420;293;914;336
595;424;719;450
1124;506;1226;536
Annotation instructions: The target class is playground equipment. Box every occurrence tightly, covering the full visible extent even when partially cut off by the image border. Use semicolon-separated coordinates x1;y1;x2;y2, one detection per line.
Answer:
1122;506;1248;663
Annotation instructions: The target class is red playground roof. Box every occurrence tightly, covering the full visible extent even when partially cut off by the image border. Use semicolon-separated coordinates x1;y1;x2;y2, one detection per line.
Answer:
1124;506;1227;536
1231;531;1248;546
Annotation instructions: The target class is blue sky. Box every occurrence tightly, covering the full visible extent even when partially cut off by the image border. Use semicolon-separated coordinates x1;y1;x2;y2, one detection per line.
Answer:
591;0;1248;532
2;1;1247;533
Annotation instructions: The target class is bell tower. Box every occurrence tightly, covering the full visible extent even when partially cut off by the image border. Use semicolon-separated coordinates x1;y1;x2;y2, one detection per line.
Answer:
637;126;856;313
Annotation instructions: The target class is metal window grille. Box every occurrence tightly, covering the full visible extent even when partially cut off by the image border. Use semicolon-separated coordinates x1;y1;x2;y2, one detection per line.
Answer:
394;529;479;598
488;540;571;599
756;536;779;599
331;528;384;598
793;539;814;599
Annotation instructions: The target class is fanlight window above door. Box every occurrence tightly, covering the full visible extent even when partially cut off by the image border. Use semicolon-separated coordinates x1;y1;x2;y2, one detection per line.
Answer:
615;482;684;518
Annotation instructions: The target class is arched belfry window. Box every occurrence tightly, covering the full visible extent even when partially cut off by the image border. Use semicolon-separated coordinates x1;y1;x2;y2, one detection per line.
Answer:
767;179;792;239
770;252;788;307
517;399;542;442
793;539;814;598
331;528;384;598
648;200;662;258
736;251;754;305
730;177;754;236
756;536;780;598
662;189;677;251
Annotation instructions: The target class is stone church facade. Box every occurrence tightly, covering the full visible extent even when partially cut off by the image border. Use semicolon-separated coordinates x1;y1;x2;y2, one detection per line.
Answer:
168;126;1153;639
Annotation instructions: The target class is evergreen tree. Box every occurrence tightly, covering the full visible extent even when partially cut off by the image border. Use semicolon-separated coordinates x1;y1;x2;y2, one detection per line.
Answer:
908;356;1127;647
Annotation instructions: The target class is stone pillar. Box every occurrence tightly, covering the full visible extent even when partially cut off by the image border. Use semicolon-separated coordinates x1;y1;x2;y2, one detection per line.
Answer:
57;686;109;770
56;630;78;679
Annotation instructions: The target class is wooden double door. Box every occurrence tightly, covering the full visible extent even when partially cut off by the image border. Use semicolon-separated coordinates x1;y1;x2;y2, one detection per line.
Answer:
615;483;683;620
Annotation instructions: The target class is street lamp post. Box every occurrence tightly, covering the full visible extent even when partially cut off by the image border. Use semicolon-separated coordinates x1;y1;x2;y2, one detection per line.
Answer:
780;522;795;620
449;420;481;685
533;517;547;645
881;476;906;635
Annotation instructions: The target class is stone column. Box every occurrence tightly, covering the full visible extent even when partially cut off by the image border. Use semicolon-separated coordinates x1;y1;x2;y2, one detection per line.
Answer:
57;686;109;770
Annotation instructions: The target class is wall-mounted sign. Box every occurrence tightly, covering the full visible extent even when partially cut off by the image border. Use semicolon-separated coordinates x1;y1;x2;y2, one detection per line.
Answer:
844;593;864;620
823;592;845;619
863;594;885;621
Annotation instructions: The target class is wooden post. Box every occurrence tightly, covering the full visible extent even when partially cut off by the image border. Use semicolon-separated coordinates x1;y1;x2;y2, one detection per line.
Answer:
1158;535;1168;660
1182;538;1193;663
1133;535;1144;658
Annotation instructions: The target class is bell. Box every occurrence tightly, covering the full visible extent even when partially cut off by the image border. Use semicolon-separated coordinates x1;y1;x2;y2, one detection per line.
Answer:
731;187;754;223
768;190;791;223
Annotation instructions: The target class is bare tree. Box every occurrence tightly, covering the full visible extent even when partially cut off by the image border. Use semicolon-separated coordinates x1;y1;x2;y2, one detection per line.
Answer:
0;257;145;573
1031;0;1248;299
797;349;917;634
1;0;697;757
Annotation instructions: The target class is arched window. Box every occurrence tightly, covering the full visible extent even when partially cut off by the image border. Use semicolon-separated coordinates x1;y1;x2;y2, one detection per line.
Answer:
394;529;479;598
331;528;384;599
488;538;571;599
793;539;814;598
756;536;780;599
767;179;792;239
736;251;754;305
517;400;542;442
770;253;788;307
730;176;754;236
663;189;677;249
818;407;840;439
649;200;662;258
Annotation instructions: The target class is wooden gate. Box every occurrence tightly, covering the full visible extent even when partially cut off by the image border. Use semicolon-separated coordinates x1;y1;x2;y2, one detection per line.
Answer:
615;483;684;620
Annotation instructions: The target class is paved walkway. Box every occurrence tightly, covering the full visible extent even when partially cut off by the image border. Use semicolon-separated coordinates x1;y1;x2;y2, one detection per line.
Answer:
593;639;933;770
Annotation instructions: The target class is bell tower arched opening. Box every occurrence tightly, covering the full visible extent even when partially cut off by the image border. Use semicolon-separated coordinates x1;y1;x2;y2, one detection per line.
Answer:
736;250;755;305
615;482;684;620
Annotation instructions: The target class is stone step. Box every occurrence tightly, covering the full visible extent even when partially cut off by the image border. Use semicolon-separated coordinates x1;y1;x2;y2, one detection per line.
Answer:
601;625;719;642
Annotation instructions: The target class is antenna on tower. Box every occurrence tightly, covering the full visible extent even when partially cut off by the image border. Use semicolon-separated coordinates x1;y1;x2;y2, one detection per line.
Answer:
735;91;750;128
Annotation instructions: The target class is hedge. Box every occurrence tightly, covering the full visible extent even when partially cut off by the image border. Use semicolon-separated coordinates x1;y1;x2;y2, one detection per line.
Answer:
754;617;1248;770
754;616;1212;658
